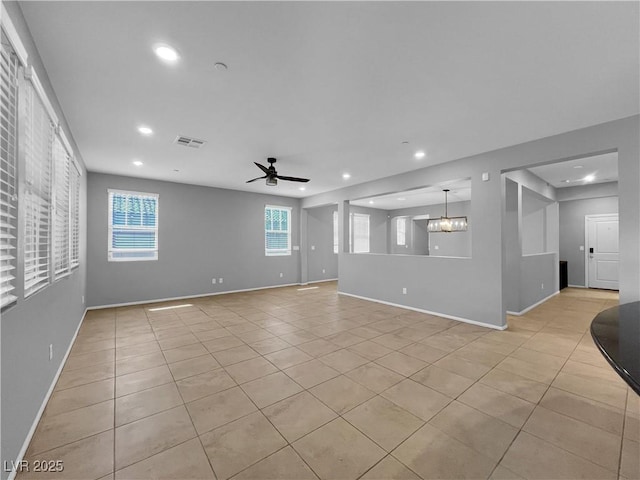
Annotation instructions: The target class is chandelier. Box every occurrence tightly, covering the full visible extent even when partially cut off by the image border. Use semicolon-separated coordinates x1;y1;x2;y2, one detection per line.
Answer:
427;189;468;232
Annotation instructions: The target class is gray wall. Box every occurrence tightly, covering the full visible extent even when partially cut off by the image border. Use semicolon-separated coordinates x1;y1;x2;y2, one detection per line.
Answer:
307;115;639;328
520;253;558;309
306;205;338;282
348;204;388;254
86;173;301;307
1;3;87;478
504;179;521;312
557;181;618;202
559;195;619;287
522;187;553;255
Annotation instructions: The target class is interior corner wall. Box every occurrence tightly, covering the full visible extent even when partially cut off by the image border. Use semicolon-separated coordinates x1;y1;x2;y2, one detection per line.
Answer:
306;205;338;282
504;178;521;312
559;195;619;287
503;171;559;313
1;3;88;478
521;187;552;255
86;173;302;307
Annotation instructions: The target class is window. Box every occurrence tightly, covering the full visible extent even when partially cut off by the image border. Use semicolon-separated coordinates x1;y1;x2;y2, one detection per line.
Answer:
333;210;339;254
0;31;19;308
396;217;407;246
53;133;71;278
265;205;291;256
22;70;54;297
108;190;159;261
1;16;81;306
69;162;80;268
351;213;370;253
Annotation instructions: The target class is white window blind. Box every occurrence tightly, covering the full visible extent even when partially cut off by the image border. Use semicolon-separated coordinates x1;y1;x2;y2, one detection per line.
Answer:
265;206;291;256
397;217;407;246
108;190;158;261
0;31;19;309
351;213;370;253
22;72;53;297
69;161;80;268
333;210;339;254
53;133;70;278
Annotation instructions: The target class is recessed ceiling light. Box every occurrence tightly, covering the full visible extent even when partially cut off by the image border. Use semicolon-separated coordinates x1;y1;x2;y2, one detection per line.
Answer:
402;141;409;145
173;169;180;172
573;165;583;169
138;126;153;136
153;44;179;63
368;200;374;205
562;179;570;183
342;173;351;180
414;151;426;159
214;62;228;71
133;160;143;167
397;197;406;201
584;174;595;182
299;186;306;191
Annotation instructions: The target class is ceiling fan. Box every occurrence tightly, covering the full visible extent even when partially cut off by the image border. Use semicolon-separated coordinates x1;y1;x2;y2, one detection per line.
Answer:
246;158;310;186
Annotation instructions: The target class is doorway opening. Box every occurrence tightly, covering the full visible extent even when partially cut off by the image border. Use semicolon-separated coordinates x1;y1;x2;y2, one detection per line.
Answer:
501;150;618;316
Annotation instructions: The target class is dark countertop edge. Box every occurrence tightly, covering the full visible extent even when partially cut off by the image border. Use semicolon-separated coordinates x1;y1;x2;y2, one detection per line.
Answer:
590;322;640;396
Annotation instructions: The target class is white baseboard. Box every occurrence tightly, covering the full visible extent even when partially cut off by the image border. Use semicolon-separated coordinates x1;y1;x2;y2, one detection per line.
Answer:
338;291;507;331
7;308;88;480
568;284;587;288
306;278;338;285
507;291;560;316
87;283;307;310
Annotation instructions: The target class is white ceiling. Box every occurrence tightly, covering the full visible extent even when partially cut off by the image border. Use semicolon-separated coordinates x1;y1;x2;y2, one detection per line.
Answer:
351;179;471;210
527;152;618;189
19;2;639;198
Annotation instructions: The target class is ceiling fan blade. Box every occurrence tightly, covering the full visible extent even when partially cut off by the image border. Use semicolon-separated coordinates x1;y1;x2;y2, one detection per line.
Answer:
246;175;268;183
276;175;310;183
254;162;270;175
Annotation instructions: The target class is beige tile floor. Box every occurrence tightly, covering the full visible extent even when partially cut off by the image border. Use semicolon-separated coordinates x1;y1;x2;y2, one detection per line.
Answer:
17;283;639;480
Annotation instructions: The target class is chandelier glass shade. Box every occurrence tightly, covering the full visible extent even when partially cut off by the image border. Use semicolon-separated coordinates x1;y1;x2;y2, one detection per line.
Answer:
426;189;468;233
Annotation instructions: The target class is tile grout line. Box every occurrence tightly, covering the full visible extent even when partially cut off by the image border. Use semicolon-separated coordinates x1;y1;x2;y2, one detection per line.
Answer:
487;317;618;478
26;285;622;480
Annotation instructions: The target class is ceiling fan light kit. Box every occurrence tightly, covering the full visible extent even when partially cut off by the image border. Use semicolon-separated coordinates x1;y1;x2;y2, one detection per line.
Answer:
427;189;468;233
246;158;310;186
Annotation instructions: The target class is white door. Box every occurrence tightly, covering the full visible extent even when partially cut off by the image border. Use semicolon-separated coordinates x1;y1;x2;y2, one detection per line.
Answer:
586;214;619;290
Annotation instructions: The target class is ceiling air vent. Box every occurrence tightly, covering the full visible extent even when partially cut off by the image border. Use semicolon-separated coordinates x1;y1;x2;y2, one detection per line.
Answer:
174;135;207;149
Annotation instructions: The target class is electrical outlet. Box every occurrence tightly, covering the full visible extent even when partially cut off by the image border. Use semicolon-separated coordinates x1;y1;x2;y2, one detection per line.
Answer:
579;245;585;251
541;283;544;290
402;287;407;295
434;245;439;250
322;269;326;274
49;344;53;361
219;278;223;284
212;278;216;284
279;273;284;278
82;295;85;304
311;245;315;250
